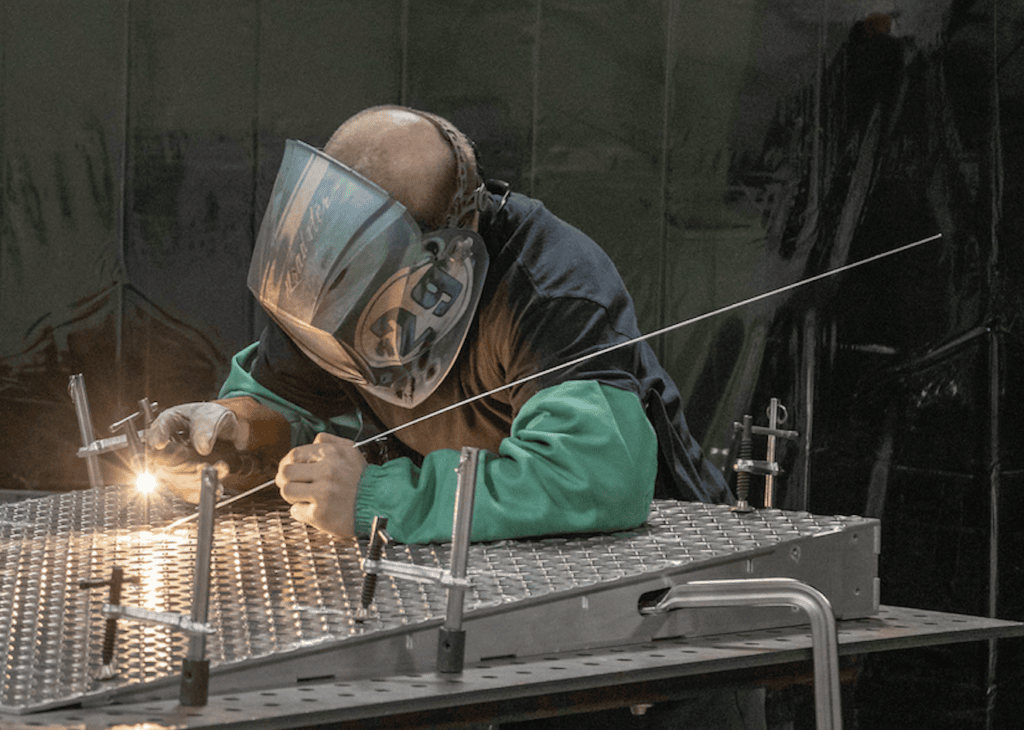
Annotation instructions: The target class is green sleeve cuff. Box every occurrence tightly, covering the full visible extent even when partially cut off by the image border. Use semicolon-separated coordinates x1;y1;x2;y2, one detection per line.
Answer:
354;380;656;543
219;343;361;445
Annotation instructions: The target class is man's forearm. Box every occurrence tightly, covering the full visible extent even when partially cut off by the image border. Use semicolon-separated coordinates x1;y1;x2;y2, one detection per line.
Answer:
353;381;657;543
214;396;292;462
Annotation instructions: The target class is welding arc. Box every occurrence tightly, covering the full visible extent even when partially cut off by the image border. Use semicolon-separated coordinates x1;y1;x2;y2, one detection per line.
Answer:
165;231;941;528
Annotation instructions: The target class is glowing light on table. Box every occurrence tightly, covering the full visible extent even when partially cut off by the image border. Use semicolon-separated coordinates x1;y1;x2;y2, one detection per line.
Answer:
136;471;158;494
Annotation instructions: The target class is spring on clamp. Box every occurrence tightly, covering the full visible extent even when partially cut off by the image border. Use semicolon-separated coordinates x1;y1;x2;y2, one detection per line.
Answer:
732;398;799;512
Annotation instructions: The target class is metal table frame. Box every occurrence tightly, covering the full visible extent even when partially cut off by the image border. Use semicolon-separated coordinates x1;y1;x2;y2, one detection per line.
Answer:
8;605;1021;730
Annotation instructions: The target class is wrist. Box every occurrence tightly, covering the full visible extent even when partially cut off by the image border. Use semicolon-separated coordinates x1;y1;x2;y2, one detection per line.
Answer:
214;396;290;460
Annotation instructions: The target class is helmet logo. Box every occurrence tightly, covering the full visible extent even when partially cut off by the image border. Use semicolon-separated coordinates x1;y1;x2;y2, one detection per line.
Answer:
356;258;470;368
285;189;333;293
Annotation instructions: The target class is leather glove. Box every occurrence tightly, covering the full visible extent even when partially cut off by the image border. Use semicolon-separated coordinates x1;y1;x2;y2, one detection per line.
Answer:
145;402;248;503
146;401;248;455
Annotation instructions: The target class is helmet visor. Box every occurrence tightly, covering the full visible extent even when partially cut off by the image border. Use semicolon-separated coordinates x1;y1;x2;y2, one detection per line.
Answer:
248;140;488;408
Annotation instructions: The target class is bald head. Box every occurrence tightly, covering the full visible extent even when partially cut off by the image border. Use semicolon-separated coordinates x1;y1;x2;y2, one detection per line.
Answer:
325;107;457;231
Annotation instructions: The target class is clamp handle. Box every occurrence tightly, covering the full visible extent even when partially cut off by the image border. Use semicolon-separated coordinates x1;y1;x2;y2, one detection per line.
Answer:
355;516;391;621
78;566;139;676
732;398;800;510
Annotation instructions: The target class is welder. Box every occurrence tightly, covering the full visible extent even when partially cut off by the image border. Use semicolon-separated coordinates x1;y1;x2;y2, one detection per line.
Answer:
146;105;732;545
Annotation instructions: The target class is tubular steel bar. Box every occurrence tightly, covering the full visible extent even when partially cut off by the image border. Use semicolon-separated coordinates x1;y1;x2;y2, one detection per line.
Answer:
180;466;218;706
764;398;782;508
437;446;481;673
645;578;842;730
68;374;104;489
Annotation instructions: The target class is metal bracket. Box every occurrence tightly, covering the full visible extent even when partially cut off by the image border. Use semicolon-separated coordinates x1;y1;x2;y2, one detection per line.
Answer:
642;577;842;730
72;385;159;464
101;605;216;636
359;558;474;588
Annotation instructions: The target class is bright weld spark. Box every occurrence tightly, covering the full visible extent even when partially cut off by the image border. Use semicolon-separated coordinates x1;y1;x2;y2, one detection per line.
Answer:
136;471;158;494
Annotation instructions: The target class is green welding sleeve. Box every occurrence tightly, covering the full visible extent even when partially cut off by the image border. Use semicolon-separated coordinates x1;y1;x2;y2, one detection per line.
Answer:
354;379;657;544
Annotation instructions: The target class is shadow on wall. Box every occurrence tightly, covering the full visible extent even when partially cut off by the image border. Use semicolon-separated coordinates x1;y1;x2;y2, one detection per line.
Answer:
0;284;230;491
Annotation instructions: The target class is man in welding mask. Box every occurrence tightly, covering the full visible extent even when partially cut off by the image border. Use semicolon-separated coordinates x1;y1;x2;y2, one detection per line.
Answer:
146;105;731;544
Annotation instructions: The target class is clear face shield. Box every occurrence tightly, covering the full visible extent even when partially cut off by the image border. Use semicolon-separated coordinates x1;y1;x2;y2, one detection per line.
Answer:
248;140;489;408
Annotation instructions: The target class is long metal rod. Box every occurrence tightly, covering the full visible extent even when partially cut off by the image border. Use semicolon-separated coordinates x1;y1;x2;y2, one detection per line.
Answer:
764;398;781;508
985;5;1004;726
987;328;1001;728
163;478;275;529
188;467;217;662
68;374;105;489
436;446;481;673
352;233;941;449
445;447;479;631
178;465;218;706
799;309;817;512
163;233;942;525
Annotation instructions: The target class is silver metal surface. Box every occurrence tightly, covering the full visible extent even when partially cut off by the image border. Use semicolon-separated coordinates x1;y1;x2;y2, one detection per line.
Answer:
648;578;842;730
0;486;879;714
76;430;147;458
68;375;104;488
101;605;216;636
6;606;1022;730
444;446;479;632
186;467;217;662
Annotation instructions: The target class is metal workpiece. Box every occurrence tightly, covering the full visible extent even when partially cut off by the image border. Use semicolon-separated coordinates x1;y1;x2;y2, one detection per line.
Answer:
77;397;158;461
101;605;216;636
76;430;148;459
0;487;879;715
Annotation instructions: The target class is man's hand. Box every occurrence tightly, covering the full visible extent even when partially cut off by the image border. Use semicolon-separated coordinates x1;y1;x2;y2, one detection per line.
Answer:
277;432;367;539
145;402;244;503
146;402;248;455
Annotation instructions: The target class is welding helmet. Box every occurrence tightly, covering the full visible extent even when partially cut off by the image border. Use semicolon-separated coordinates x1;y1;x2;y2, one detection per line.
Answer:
248;139;489;408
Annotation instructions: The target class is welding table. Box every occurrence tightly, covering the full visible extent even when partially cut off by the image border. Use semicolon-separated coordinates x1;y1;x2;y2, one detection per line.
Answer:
1;486;1021;729
3;605;1021;729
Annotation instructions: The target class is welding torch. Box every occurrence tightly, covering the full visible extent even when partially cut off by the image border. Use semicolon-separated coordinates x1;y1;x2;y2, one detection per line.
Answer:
76;397;264;519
